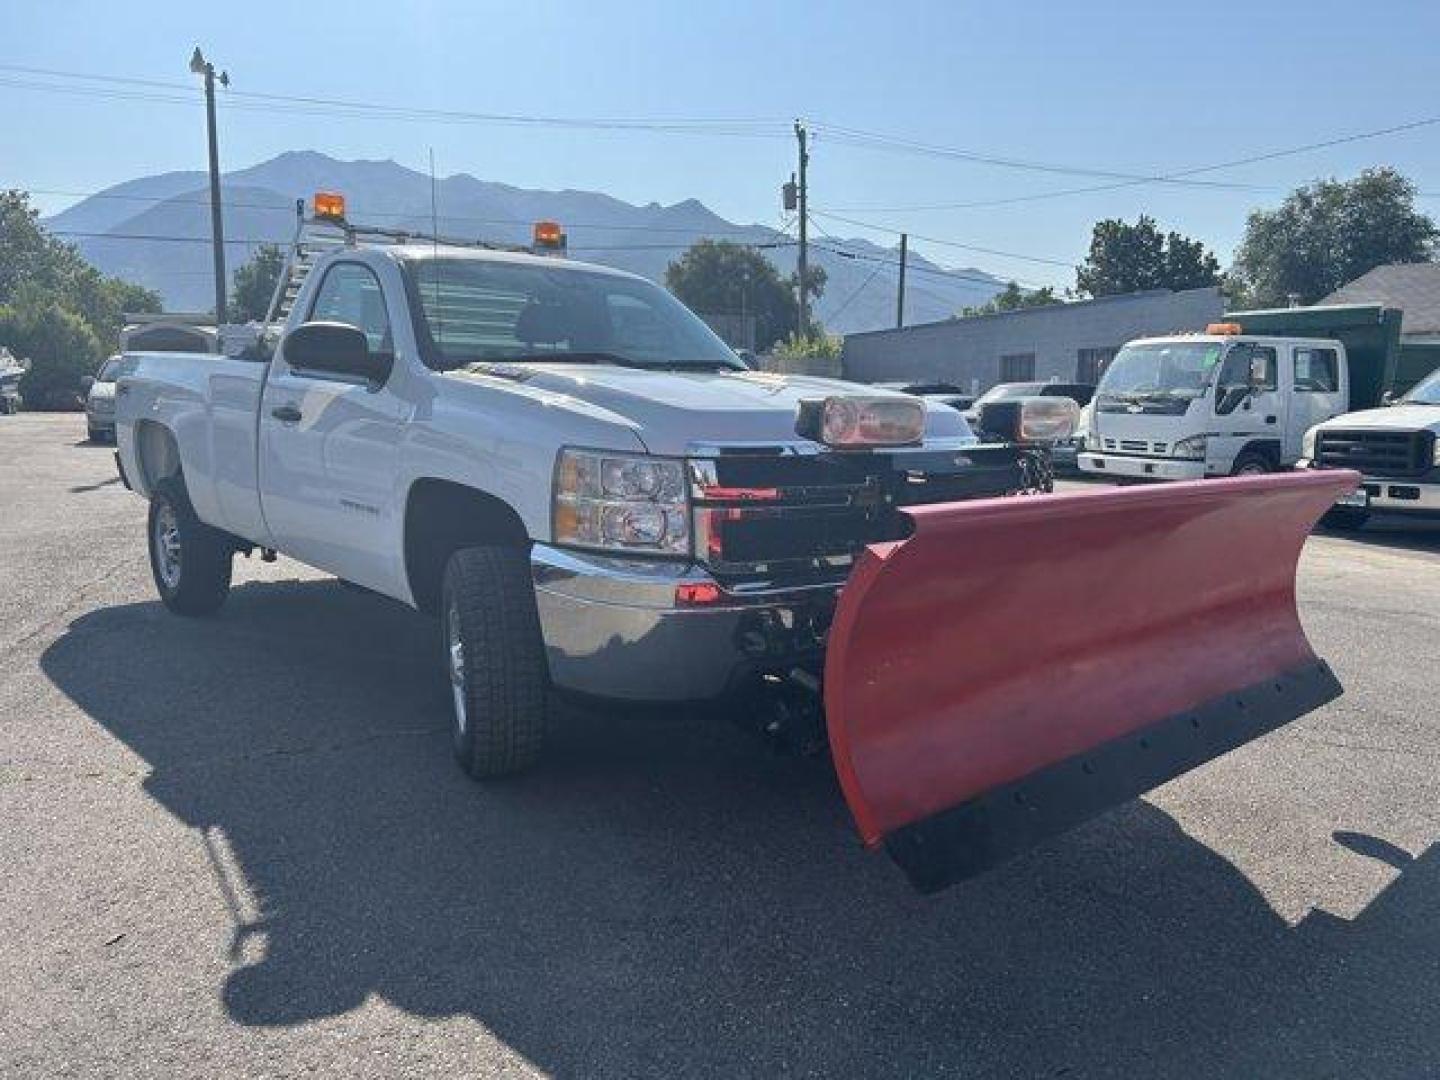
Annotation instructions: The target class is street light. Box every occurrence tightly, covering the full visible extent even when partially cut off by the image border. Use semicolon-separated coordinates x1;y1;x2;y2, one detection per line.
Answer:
190;47;229;323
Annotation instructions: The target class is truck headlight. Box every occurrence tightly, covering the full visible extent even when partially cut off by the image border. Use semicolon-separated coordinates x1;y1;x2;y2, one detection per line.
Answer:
552;448;690;555
1171;435;1207;460
1301;427;1318;461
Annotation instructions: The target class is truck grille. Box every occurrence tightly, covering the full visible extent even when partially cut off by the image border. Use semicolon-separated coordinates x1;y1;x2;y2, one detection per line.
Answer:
1102;438;1169;455
693;446;1026;586
1315;429;1434;478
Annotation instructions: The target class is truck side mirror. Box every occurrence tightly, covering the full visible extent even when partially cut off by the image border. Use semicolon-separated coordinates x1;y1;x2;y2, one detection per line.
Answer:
282;321;393;386
1381;390;1396;406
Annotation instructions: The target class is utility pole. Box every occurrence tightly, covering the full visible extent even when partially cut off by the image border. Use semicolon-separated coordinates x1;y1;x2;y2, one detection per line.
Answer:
794;120;810;337
190;47;229;323
896;232;908;329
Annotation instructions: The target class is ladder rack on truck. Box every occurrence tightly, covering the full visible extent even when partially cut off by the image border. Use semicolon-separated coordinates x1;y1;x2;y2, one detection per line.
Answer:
261;193;564;330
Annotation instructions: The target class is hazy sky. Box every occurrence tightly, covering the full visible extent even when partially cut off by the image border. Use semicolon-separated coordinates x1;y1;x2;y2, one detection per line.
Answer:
3;0;1439;289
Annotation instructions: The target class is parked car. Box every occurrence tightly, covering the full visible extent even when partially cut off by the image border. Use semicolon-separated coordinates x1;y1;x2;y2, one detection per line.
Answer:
875;381;975;412
83;355;122;442
0;352;23;415
962;381;1093;430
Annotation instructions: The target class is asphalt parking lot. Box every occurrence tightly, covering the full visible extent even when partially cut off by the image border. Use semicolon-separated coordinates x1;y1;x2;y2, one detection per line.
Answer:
3;412;1438;1079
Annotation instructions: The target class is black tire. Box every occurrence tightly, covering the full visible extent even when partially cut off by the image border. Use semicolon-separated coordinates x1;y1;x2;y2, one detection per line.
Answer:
1321;507;1370;531
147;478;233;615
1230;450;1273;476
441;546;548;778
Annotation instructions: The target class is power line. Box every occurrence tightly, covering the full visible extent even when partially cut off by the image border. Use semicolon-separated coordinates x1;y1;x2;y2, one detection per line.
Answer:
817;116;1440;212
0;65;790;134
15;183;788;238
808;121;1275;191
823;260;888;323
810;210;1073;268
45;227;796;256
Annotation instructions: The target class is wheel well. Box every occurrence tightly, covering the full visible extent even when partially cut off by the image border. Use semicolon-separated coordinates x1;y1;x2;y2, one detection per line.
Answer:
1237;439;1282;467
404;479;531;613
135;421;181;493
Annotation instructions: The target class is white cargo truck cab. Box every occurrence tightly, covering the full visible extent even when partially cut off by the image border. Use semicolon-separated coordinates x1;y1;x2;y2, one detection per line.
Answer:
1079;323;1351;480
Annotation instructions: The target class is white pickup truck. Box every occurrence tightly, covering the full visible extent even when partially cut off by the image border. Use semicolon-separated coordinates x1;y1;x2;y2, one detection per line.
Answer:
1298;364;1440;527
114;222;1036;770
112;202;1354;893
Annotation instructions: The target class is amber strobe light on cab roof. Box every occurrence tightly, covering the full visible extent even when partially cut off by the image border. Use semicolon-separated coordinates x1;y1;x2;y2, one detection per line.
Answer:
314;191;346;222
533;220;567;252
1206;322;1243;335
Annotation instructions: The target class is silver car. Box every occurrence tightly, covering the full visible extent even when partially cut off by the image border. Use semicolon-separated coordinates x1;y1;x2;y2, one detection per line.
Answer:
84;356;121;442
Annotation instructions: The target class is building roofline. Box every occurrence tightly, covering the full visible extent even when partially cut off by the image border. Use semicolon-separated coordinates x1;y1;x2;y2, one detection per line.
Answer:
843;285;1222;341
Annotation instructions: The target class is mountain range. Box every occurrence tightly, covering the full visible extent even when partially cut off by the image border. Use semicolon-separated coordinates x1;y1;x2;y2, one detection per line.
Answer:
43;150;1005;337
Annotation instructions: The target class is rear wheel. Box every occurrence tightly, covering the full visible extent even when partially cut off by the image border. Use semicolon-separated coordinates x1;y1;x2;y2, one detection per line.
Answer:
1321;507;1370;531
441;546;548;778
147;478;233;615
1230;451;1273;476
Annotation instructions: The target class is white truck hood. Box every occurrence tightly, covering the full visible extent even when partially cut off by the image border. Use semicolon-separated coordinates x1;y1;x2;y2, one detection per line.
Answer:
1315;403;1440;433
449;363;972;455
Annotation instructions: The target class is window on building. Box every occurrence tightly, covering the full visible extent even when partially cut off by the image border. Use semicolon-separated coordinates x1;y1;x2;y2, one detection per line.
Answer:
999;353;1035;382
1076;346;1118;384
1294;347;1339;392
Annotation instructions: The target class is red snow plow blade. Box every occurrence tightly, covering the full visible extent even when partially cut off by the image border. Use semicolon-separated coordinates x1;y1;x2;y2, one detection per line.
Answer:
824;470;1356;893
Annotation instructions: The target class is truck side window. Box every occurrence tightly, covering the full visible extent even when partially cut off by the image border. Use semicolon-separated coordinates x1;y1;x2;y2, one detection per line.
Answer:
1215;344;1276;414
1294;348;1339;392
1249;347;1278;391
309;263;393;354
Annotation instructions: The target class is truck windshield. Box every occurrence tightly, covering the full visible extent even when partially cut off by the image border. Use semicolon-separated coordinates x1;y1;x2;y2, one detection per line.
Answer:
401;256;743;371
1402;367;1440;405
1096;342;1225;414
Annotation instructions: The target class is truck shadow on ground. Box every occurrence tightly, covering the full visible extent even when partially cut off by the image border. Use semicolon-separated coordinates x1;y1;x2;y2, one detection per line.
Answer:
41;581;1440;1078
1316;516;1440;555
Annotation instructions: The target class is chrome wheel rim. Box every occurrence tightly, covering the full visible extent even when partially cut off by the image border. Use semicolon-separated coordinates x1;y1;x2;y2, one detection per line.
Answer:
447;601;467;735
154;503;182;590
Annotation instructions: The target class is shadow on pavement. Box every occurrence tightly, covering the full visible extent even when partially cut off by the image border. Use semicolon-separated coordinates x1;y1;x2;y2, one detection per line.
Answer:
41;580;1440;1077
1315;516;1440;555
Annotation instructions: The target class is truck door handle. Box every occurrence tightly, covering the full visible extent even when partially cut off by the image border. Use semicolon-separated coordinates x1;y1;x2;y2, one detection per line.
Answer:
1265;415;1277;424
271;404;302;423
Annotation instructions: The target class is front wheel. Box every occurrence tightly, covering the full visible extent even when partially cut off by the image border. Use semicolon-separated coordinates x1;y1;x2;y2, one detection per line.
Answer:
441;546;548;778
1230;451;1273;476
147;478;233;615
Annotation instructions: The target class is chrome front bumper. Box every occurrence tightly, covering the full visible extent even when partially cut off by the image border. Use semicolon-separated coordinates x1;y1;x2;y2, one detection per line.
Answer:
531;544;836;703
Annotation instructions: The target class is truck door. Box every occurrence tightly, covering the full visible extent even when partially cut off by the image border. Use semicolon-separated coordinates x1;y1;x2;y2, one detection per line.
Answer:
1213;342;1282;469
259;260;408;593
1288;345;1345;461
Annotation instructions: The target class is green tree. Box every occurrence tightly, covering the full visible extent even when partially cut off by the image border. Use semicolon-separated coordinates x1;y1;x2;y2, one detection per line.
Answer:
961;281;1062;317
666;239;823;351
0;190;160;407
0;289;104;409
228;244;285;323
1231;169;1438;307
1075;215;1221;297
